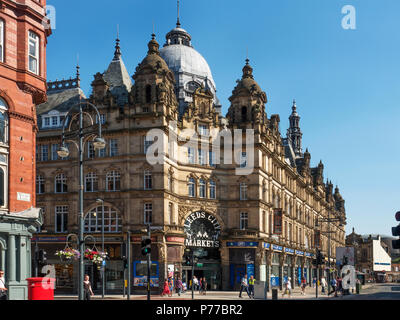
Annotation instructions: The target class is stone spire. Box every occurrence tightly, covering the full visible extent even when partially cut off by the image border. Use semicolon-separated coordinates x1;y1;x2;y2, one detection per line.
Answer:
287;99;303;157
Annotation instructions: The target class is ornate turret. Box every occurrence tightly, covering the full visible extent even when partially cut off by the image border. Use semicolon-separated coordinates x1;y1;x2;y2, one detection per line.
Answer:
227;59;267;127
287;99;303;157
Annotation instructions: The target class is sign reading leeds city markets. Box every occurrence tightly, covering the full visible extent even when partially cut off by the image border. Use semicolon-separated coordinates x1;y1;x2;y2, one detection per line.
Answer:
184;211;221;248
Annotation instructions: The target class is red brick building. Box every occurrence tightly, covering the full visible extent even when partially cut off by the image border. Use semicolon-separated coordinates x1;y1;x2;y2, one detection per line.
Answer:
0;0;50;299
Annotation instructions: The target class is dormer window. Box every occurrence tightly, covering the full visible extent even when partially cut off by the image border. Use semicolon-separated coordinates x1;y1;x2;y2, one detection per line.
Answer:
42;113;67;129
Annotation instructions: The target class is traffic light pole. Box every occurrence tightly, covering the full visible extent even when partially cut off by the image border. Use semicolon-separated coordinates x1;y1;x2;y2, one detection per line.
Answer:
147;224;151;301
315;248;319;299
127;230;131;300
191;250;194;300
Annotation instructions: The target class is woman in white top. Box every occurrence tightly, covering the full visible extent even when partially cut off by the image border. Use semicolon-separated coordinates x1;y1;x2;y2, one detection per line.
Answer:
282;277;292;298
0;270;7;300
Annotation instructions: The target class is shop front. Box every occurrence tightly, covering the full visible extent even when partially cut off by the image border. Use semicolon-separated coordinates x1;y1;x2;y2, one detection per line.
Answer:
270;245;283;288
183;211;222;291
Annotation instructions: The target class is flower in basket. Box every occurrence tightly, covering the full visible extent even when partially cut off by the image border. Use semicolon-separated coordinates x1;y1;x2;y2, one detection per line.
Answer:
55;248;80;260
84;249;108;264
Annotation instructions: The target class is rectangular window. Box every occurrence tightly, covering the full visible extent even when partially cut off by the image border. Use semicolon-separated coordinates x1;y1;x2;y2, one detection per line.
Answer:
209;151;216;167
51;116;58;126
198;149;205;165
109;139;118;156
144;171;152;190
240;183;247;200
43;117;50;127
36;176;45;194
144;136;153;154
209;181;216;199
41;145;49;161
144;203;152;224
95;114;106;124
28;31;39;75
199;124;208;136
88;141;95;159
188;147;195;164
240;212;248;230
55;205;68;233
168;202;174;225
0;20;3;63
51;144;59;160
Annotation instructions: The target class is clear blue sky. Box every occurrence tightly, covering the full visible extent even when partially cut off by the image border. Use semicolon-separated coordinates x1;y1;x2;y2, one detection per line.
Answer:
46;0;400;236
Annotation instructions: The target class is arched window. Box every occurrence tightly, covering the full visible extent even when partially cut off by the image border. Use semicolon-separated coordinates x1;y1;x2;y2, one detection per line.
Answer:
0;98;8;144
188;177;195;197
55;173;67;193
85;172;98;192
106;171;120;191
145;85;152;103
84;205;121;233
199;179;206;198
241;106;247;122
209;180;216;199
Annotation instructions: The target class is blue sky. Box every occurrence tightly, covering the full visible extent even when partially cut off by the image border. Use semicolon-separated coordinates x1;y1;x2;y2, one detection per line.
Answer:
46;0;400;236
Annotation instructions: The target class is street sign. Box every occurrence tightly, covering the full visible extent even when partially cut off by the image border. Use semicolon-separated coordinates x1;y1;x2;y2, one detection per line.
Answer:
196;263;203;267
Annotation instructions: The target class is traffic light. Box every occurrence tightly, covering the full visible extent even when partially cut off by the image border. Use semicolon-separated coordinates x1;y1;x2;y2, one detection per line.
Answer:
38;249;47;264
123;258;128;269
185;255;191;266
392;211;400;249
141;237;151;256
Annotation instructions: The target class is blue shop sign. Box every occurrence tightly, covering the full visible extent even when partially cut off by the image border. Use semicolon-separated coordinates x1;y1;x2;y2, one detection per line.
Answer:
284;248;295;254
247;264;255;277
272;244;283;251
305;252;313;257
227;241;258;247
263;243;270;249
295;250;304;256
270;276;280;287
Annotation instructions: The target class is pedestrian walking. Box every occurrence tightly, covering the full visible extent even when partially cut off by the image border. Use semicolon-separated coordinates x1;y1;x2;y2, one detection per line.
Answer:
336;276;343;297
201;277;207;295
282;277;292;298
329;278;337;296
199;277;202;294
176;277;183;296
301;276;307;295
0;270;7;300
193;276;199;291
161;279;170;297
168;277;173;297
239;274;251;298
248;275;255;298
321;276;327;294
312;277;316;288
83;274;94;300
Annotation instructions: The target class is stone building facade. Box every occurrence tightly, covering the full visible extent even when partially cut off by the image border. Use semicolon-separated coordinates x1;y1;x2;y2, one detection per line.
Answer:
0;0;50;299
35;21;346;293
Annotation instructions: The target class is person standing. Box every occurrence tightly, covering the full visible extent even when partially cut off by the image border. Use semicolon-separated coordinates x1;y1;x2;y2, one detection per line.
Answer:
330;277;337;296
201;277;207;295
168;277;173;297
248;275;255;299
199;277;203;294
83;274;94;300
301;276;307;295
312;277;316;288
193;276;199;291
0;270;7;300
282;277;292;298
176;277;183;296
239;274;250;298
161;279;170;297
321;276;327;294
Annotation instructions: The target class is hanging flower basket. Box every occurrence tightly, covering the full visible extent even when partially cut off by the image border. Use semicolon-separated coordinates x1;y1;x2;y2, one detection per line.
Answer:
84;248;108;265
55;248;80;262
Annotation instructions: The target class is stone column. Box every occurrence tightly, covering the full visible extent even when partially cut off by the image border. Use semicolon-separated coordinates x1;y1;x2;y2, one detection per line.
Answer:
255;246;266;281
8;234;16;282
279;253;285;291
19;236;27;281
265;251;271;292
220;245;230;291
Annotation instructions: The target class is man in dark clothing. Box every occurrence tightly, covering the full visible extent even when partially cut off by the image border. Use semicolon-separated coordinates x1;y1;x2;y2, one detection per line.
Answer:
239;274;251;298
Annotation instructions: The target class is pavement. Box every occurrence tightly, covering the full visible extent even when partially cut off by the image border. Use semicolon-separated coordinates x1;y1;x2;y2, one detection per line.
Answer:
54;283;379;300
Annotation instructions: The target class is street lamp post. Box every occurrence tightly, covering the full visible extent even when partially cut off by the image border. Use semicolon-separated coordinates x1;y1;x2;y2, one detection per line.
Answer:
96;198;105;299
57;100;106;300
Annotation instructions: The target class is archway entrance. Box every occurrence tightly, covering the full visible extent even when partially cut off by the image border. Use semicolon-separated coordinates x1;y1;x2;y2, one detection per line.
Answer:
182;211;222;290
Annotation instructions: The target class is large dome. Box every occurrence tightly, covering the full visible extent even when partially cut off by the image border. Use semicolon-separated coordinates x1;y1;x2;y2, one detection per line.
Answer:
159;24;220;115
160;44;216;90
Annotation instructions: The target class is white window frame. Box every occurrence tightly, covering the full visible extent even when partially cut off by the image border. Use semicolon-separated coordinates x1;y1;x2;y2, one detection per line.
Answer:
55;173;67;193
28;31;39;75
40;145;49;161
188;147;195;164
199;124;208;136
87;141;95;159
51;144;59;161
240;212;248;230
199;179;206;198
198;149;205;165
36;175;45;194
144;203;152;224
144;170;152;190
109;139;118;157
188;178;195;197
85;172;98;192
84;206;121;233
106;170;120;191
240;182;247;200
55;205;68;233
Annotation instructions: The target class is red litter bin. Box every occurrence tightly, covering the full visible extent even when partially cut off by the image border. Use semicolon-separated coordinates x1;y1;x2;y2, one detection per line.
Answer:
27;277;56;300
